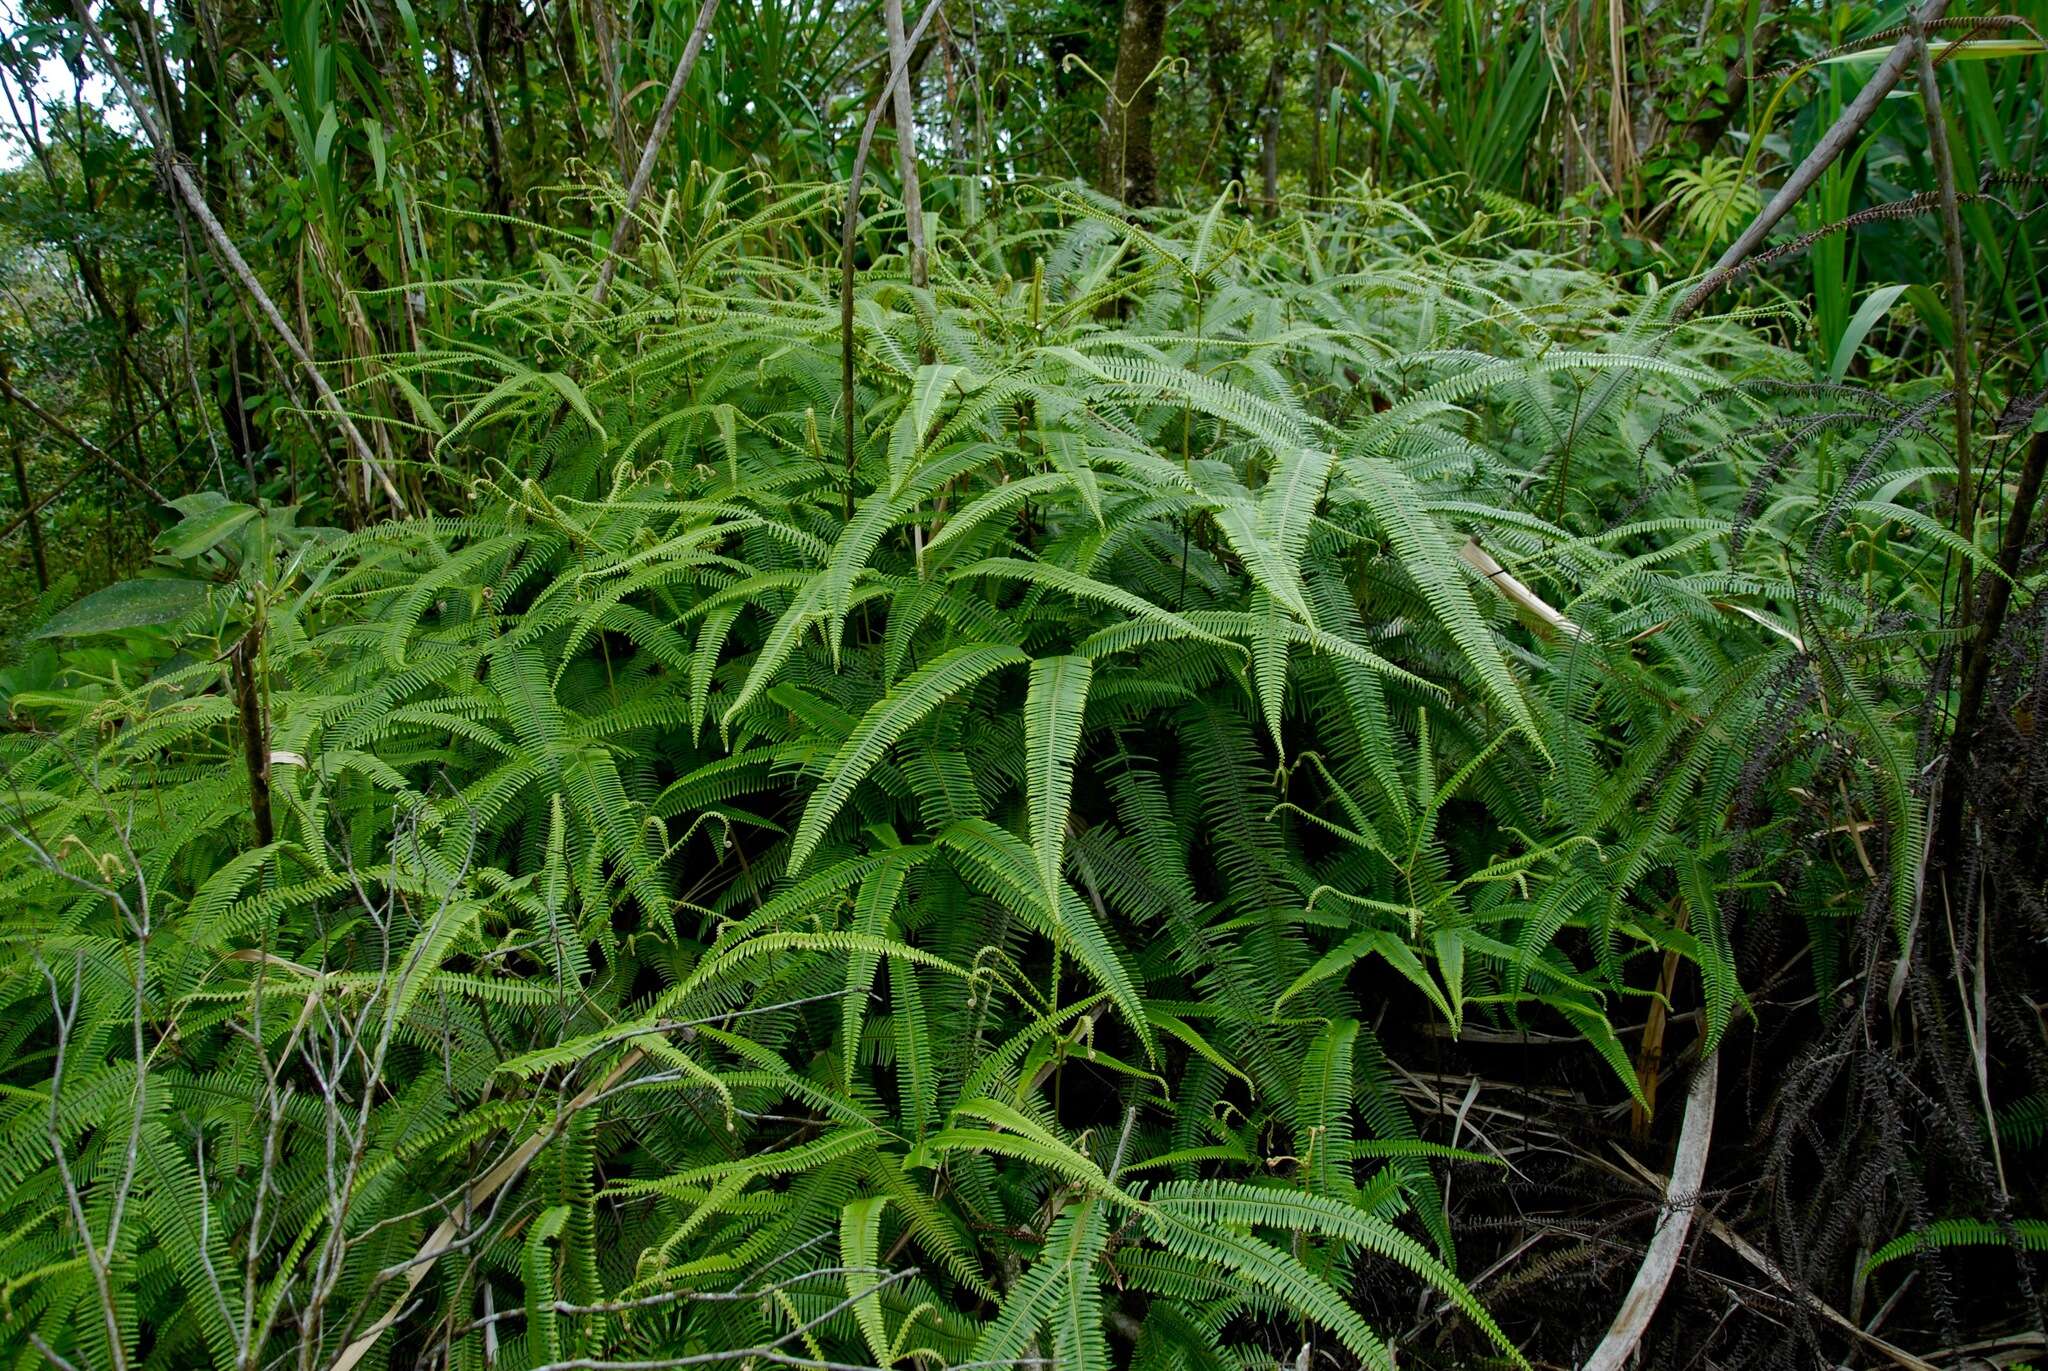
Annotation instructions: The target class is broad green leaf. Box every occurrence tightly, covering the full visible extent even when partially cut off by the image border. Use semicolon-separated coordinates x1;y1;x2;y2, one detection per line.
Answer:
159;504;257;560
36;578;210;638
1827;284;1911;382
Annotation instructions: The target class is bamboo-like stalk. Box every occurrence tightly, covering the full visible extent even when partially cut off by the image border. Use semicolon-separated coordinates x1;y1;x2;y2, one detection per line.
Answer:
1606;0;1635;187
231;624;274;847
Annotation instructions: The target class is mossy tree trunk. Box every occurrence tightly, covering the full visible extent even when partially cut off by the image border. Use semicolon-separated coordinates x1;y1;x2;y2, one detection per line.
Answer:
1099;0;1166;206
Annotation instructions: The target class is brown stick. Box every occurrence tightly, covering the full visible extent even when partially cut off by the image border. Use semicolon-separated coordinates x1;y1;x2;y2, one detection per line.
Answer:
1632;903;1689;1143
592;0;721;305
1677;0;1952;319
65;0;405;515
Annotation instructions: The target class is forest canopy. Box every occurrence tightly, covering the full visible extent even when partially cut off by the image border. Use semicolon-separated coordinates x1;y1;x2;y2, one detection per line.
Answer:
0;0;2043;1367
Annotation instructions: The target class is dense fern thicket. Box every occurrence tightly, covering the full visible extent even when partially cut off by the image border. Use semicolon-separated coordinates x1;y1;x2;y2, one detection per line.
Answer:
0;178;2041;1371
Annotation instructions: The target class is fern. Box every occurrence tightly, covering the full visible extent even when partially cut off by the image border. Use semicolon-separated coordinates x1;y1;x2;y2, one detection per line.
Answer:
0;178;1978;1371
1862;1220;2048;1276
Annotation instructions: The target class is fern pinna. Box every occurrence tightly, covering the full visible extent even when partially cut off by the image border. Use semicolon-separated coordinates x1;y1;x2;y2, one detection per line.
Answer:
0;178;1966;1369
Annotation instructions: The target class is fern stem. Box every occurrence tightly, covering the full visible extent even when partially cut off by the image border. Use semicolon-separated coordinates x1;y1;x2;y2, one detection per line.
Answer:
232;623;274;847
1939;427;2048;860
1908;13;1976;640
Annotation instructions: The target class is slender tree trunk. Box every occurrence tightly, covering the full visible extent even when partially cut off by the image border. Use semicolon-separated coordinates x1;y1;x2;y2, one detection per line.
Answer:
1099;0;1167;206
512;17;547;224
1936;428;2046;868
587;0;636;180
1688;0;1777;154
591;0;720;304
180;0;268;476
469;0;519;261
885;0;929;293
549;0;594;182
1256;8;1292;215
232;623;274;846
4;434;49;591
1199;11;1245;193
1308;13;1329;199
943;20;969;177
112;357;149;566
0;355;50;592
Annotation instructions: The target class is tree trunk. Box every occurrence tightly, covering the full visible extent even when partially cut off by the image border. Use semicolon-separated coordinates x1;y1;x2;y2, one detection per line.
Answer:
587;0;637;181
1099;0;1167;206
469;0;519;261
0;355;50;592
1257;9;1292;215
180;0;269;477
884;0;928;293
1687;0;1777;154
232;623;274;846
1308;13;1329;199
549;0;594;183
512;17;547;225
1936;426;2048;869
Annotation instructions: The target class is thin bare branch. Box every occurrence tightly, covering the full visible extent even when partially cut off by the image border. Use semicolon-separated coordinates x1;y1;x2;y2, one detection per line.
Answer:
592;0;722;305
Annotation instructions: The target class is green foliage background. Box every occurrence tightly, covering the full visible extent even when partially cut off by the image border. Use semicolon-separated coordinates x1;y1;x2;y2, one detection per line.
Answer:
0;0;2043;1367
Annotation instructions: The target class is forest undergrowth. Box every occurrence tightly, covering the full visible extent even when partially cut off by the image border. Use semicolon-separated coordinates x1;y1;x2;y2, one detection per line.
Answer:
0;174;2044;1370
